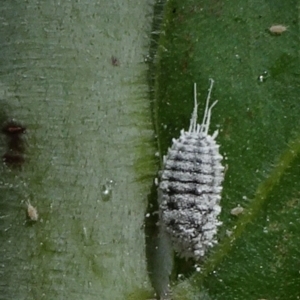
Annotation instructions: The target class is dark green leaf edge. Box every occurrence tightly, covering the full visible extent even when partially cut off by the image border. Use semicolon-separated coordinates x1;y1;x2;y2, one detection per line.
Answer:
173;134;300;296
150;1;300;298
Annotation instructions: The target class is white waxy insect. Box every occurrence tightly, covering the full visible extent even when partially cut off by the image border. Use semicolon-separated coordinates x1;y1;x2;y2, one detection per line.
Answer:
158;79;224;260
230;205;244;216
26;201;38;221
269;24;288;35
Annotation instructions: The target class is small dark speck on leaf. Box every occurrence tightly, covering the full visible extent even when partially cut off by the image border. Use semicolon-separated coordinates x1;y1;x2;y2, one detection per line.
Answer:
111;56;119;66
3;153;25;167
8;137;25;152
2;121;26;135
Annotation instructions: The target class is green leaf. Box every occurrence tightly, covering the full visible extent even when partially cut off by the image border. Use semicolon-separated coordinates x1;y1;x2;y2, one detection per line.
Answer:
154;0;300;299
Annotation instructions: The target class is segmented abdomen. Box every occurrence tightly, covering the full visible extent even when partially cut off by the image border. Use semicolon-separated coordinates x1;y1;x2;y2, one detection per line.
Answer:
158;131;224;260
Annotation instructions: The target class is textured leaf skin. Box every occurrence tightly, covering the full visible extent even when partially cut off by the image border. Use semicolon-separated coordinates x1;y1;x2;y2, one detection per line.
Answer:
0;1;156;300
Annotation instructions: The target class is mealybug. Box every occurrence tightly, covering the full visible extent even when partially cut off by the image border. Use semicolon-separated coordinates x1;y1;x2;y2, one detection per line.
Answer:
26;201;38;221
158;79;224;260
230;205;244;216
269;25;287;35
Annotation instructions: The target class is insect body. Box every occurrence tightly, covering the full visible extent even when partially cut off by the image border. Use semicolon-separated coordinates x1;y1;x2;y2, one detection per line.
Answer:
230;205;244;216
269;24;287;35
26;201;38;221
158;79;224;260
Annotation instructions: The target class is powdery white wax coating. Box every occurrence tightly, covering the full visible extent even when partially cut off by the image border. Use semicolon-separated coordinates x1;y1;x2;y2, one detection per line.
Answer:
158;79;224;260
